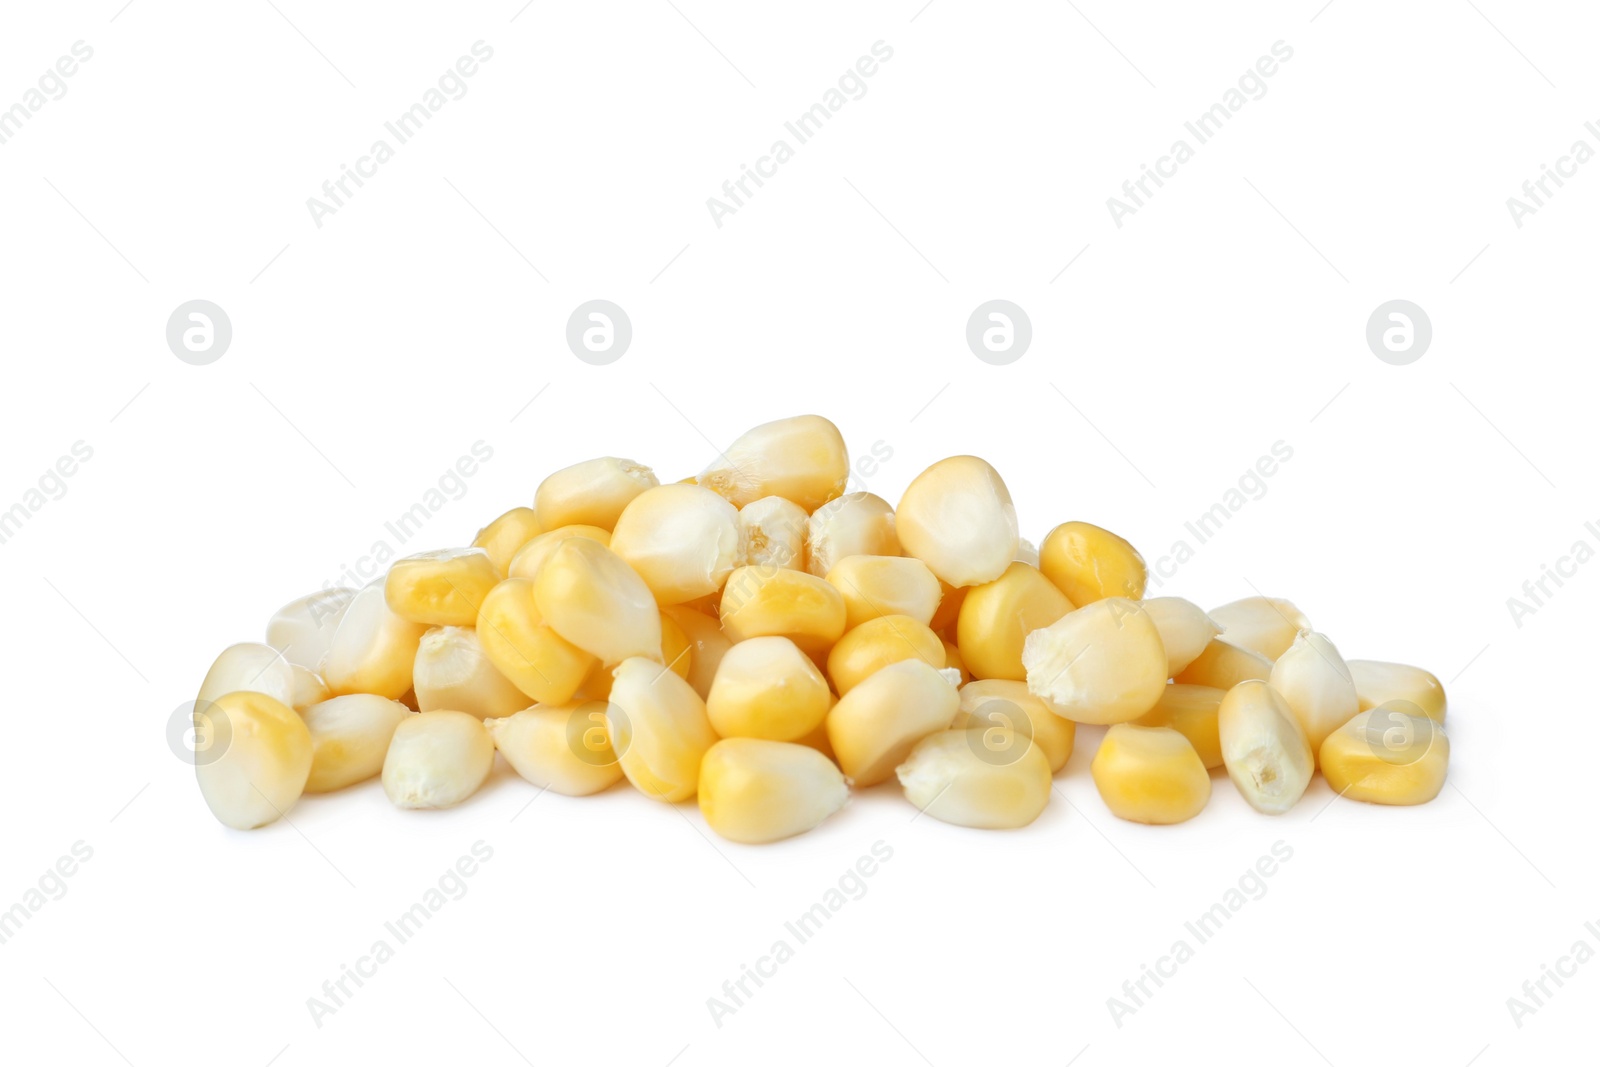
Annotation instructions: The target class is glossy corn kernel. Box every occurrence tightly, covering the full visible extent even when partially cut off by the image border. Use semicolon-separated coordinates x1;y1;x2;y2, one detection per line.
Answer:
1347;660;1447;722
1039;521;1147;605
957;561;1074;680
1015;538;1040;567
266;589;356;670
706;636;830;741
290;665;330;711
384;548;500;627
954;678;1075;772
198;642;295;709
382;710;494;809
827;615;945;695
569;657;615;703
195;690;313;830
413;626;530;720
475;578;595;704
301;694;410;793
698;414;849;512
663;605;732;700
897;729;1052;829
1218;680;1313;814
534;538;662;664
1141;597;1223;677
806;492;900;577
895;456;1019;588
1135;684;1224;769
1208;596;1310;661
609;483;743;604
826;659;960;786
606;657;720;802
719;565;847;655
1091;723;1210;825
942;640;970;684
739;496;809;570
471;506;543;576
659;610;693;680
322;583;429;699
929;580;967;635
485;703;624;796
1319;705;1449;805
1173;637;1272;691
793;708;838;762
699;738;850;843
826;554;942;631
507;524;612;582
1021;598;1167;724
535;456;658;531
1269;631;1359;753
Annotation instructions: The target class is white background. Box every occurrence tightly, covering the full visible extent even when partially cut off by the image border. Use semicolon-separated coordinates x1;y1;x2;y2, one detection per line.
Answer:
0;1;1593;1064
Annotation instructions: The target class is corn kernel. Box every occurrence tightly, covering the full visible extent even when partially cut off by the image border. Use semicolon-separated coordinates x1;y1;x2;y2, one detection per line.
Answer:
569;657;615;703
507;524;612;582
1021;597;1167;724
534;538;662;664
1140;597;1223;677
1134;684;1224;768
290;665;329;711
322;583;429;699
1268;630;1359;756
1039;521;1147;604
301;694;410;793
826;659;960;786
957;561;1074;680
806;492;900;577
929;580;967;635
739;496;809;570
1207;596;1310;661
954;678;1075;772
699;738;850;843
413;626;530;719
471;506;543;576
1347;659;1447;722
385;548;500;627
195;690;313;830
266;589;355;670
706;635;830;741
1015;537;1040;567
1218;680;1313;814
535;456;658;531
1091;723;1210;825
606;657;720;802
895;456;1019;588
663;604;732;700
897;729;1052;829
485;703;624;796
827;615;944;695
382;710;494;809
1173;637;1272;691
793;707;838;762
1319;704;1449;805
198;642;296;709
659;610;693;680
941;640;970;684
609;483;743;604
826;554;942;631
719;565;847;655
698;414;849;512
475;578;595;704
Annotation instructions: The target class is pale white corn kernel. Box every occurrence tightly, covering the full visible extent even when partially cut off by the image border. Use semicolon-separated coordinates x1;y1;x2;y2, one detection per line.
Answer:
266;589;356;670
896;729;1052;829
1218;680;1313;815
894;456;1019;588
301;694;410;793
290;665;330;711
698;738;849;843
384;547;500;627
697;414;849;512
806;492;900;576
609;483;743;604
485;704;624;796
606;657;720;802
534;538;663;664
826;659;960;786
413;626;530;720
507;524;611;582
382;710;494;809
471;507;543;576
535;456;658;531
663;605;732;700
1269;631;1359;753
1347;659;1447;722
1173;637;1272;690
198;642;296;709
1208;596;1311;661
954;679;1075;773
826;554;943;631
1021;598;1167;725
195;691;313;830
322;582;428;699
1141;597;1224;677
1015;537;1040;567
706;635;831;741
739;496;809;570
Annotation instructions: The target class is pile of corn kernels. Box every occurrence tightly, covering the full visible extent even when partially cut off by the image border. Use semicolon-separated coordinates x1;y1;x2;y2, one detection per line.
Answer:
193;414;1450;842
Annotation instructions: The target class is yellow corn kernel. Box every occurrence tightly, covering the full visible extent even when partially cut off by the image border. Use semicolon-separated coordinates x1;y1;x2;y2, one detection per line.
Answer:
942;640;970;684
606;656;720;802
266;588;355;670
827;615;945;695
706;635;831;741
382;710;494;809
1021;598;1167;724
1140;597;1223;677
1091;723;1210;825
1039;521;1147;604
1135;684;1224;769
894;456;1019;588
569;658;615;703
1319;704;1449;805
719;565;847;656
826;659;960;786
698;738;850;843
485;703;624;796
475;578;595;704
1347;659;1447;722
826;554;942;631
609;483;743;604
698;414;849;512
384;547;500;627
806;492;901;577
1218;680;1313;814
413;626;530;719
1173;637;1272;691
1207;596;1310;661
1269;631;1359;753
290;665;330;711
198;642;296;709
535;456;658;531
954;678;1075;772
301;694;410;793
793;705;838;762
534;538;662;664
957;561;1074;680
471;506;543;576
663;605;731;700
739;496;809;570
658;610;693;681
896;729;1052;829
929;580;967;635
506;524;612;581
195;690;313;830
322;583;429;699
